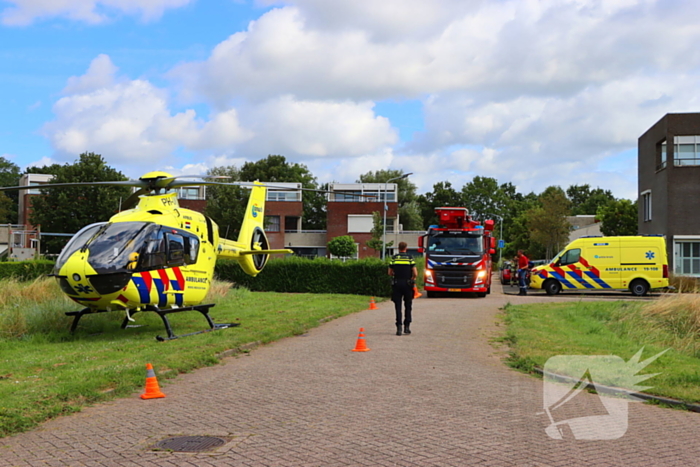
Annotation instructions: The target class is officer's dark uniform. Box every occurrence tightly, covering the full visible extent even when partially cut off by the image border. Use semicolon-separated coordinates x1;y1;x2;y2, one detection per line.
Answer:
389;252;416;335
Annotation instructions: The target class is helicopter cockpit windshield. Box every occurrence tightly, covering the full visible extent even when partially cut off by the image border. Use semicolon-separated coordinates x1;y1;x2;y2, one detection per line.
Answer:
83;222;157;273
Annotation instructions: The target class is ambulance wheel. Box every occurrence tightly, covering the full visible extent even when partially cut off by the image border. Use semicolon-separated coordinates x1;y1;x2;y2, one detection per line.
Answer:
544;279;561;296
630;279;649;297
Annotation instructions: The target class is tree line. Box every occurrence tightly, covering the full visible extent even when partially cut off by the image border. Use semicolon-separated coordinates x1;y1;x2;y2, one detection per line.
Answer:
0;152;638;257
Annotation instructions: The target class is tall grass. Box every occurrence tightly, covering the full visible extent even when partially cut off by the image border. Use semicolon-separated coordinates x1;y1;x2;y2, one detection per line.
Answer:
668;273;700;293
638;294;700;357
0;278;75;338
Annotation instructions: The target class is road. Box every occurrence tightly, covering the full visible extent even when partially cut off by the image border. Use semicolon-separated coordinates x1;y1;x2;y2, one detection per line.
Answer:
1;284;698;466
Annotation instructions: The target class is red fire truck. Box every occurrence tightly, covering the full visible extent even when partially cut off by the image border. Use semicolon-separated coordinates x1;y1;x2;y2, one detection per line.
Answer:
418;207;496;298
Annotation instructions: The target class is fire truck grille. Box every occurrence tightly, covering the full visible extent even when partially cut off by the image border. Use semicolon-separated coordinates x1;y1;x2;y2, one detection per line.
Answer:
435;271;475;288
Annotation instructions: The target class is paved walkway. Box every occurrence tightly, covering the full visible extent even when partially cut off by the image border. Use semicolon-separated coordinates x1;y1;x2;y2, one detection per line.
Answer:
1;287;699;466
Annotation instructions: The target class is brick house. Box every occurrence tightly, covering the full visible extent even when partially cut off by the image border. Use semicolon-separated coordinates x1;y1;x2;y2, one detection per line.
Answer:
638;112;700;276
326;183;399;259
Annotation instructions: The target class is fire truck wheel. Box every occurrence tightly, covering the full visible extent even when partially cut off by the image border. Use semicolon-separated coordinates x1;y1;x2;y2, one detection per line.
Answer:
476;292;487;298
629;279;649;296
544;279;562;296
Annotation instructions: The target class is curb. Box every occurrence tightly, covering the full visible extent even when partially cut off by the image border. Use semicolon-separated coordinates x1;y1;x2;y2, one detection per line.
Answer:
534;367;700;413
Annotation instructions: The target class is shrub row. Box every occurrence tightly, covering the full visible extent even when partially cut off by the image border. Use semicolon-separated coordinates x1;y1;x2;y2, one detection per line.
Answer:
0;260;55;281
215;257;393;297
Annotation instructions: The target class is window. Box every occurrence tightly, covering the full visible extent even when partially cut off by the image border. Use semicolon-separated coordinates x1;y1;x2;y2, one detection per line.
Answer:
284;216;299;232
265;215;280;232
675;241;700;276
333;191;362;202
558;248;581;266
658;139;667;170
641;190;652;222
662;136;700;167
177;187;202;200
267;190;301;202
166;232;185;265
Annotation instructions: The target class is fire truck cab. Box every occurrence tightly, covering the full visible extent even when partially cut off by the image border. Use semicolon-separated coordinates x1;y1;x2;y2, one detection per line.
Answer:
418;207;496;298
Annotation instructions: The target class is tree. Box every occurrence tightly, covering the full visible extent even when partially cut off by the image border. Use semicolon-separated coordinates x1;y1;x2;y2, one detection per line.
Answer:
461;176;509;223
567;184;615;215
416;181;462;228
366;211;394;257
0;157;22;223
327;235;357;258
240;155;326;230
29;153;130;253
597;199;638;236
204;165;248;239
357;169;423;231
526;186;571;259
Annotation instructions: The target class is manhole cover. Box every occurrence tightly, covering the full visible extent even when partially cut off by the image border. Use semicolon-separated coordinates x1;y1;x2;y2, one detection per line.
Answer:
155;436;226;452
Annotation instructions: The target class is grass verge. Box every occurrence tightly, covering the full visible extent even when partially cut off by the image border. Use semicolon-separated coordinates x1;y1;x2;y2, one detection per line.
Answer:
501;296;700;404
0;278;376;438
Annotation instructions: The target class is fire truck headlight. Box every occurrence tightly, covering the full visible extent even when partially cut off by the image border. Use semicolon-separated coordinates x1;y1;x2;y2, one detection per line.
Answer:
477;270;487;279
424;269;434;283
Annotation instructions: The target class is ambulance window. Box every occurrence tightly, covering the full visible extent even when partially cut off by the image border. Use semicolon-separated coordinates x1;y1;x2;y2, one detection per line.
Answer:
560;248;581;266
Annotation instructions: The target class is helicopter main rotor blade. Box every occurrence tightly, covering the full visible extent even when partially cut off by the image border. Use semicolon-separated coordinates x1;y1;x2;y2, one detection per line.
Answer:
167;180;381;199
0;180;147;192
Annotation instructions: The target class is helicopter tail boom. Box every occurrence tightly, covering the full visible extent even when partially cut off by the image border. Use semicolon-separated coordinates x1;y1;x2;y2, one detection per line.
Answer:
216;182;291;276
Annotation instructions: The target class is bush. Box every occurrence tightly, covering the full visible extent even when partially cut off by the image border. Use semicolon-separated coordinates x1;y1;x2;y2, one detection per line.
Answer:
0;260;55;281
215;256;392;296
327;235;357;258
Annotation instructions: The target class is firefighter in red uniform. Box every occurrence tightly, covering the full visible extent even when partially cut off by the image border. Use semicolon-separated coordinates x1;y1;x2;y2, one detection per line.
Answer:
517;249;530;295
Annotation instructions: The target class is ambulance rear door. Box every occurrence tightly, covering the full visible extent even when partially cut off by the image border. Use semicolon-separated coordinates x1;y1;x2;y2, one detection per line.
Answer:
620;237;665;289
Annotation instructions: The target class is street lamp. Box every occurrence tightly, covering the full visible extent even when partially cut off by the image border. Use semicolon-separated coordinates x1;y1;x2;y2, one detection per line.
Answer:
382;173;412;260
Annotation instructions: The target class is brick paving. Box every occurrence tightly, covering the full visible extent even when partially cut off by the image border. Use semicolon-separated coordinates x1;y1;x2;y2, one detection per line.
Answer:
1;286;699;466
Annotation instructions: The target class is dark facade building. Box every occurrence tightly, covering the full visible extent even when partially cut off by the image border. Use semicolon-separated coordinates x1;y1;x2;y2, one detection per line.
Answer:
638;112;700;276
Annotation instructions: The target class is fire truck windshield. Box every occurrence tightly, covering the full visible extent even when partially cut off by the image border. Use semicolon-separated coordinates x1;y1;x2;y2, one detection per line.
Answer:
427;232;483;255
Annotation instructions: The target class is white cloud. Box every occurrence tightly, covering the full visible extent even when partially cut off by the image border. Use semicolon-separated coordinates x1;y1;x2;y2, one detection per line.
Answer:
43;55;252;168
239;96;397;158
25;156;59;170
32;0;700;201
1;0;192;26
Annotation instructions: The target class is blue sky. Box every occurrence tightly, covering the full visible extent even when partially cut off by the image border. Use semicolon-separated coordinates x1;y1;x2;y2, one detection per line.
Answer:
2;0;700;200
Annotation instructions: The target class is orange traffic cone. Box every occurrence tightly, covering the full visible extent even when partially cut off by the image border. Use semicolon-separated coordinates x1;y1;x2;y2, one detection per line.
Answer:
352;328;370;352
140;363;166;399
369;297;378;310
413;286;422;298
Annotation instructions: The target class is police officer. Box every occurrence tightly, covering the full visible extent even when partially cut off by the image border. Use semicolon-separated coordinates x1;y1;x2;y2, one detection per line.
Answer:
388;241;418;336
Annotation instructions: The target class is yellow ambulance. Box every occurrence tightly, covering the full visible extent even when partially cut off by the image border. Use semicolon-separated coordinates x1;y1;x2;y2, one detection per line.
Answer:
529;236;669;296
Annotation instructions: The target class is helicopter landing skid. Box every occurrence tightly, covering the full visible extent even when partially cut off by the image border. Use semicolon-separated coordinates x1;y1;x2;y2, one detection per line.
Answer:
65;304;239;341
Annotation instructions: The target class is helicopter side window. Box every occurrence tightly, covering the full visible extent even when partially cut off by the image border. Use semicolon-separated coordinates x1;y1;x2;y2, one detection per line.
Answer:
166;233;185;266
184;236;199;264
140;231;167;269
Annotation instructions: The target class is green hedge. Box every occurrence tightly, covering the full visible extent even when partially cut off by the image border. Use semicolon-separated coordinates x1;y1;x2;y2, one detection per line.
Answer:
0;260;55;281
215;257;393;297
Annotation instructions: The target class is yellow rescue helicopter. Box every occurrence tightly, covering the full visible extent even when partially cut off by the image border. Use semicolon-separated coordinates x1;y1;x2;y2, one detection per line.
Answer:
2;171;292;340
